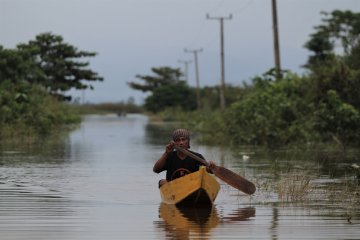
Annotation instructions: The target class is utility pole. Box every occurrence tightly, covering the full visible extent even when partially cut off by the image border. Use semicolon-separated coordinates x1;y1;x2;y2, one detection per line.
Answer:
272;0;281;80
178;59;192;83
207;13;232;111
184;48;202;110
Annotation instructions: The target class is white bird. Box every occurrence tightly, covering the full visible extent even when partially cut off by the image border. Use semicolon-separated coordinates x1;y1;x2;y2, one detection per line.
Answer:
351;163;359;169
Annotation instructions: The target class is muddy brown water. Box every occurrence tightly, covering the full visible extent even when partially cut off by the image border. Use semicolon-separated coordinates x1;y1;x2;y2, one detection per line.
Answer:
0;114;359;239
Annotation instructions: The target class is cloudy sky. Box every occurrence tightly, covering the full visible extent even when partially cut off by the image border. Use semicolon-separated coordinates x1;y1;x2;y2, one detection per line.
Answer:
1;0;359;104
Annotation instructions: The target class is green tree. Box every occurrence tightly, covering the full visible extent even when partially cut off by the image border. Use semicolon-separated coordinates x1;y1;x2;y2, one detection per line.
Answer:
304;10;360;68
0;46;45;84
129;66;196;112
128;66;182;92
17;32;103;101
145;83;196;112
303;10;360;146
304;10;360;109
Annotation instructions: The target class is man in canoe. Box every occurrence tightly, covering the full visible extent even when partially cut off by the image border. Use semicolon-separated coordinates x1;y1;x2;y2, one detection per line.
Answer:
153;128;215;188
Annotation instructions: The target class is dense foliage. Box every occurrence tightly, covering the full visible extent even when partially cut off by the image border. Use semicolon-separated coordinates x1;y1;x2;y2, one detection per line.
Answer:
0;32;102;138
0;80;80;138
304;10;360;146
224;72;313;146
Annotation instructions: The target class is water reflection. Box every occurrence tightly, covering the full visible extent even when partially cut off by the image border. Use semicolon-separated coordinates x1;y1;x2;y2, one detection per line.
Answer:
0;131;73;166
270;207;279;240
155;203;255;239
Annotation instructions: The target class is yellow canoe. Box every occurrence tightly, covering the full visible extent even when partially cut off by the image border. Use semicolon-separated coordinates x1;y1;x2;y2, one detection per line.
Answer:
160;166;220;206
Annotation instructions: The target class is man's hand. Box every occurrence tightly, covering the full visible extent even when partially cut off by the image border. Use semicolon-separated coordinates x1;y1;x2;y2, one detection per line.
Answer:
207;160;217;174
165;141;175;154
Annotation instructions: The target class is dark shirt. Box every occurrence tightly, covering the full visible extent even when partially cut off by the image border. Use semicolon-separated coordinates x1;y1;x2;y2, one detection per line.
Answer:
162;150;205;181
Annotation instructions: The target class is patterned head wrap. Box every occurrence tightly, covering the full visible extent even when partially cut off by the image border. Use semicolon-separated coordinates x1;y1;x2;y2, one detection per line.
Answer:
172;128;190;141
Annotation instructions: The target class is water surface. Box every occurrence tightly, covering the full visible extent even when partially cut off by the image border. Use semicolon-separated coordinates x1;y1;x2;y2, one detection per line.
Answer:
0;114;359;239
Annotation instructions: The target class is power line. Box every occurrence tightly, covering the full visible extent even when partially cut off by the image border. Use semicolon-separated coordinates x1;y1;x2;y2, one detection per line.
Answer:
232;0;254;15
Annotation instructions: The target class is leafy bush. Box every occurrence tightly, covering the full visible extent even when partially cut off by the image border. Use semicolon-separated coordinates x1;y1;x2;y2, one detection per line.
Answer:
0;80;80;139
224;73;315;146
314;90;360;146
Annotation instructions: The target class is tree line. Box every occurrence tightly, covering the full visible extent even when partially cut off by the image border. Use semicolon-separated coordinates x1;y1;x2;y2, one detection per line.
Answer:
129;10;360;148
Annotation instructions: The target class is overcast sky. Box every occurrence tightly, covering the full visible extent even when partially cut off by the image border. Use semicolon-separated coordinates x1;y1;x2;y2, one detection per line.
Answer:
1;0;359;104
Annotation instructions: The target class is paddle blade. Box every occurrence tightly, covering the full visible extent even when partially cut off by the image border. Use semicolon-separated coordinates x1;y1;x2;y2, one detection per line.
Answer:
174;146;256;195
212;166;256;195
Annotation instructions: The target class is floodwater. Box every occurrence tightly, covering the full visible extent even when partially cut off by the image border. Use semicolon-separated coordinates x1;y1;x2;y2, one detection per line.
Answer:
0;114;359;240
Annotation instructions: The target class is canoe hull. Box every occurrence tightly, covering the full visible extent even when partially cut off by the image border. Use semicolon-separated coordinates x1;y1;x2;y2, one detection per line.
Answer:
160;167;220;206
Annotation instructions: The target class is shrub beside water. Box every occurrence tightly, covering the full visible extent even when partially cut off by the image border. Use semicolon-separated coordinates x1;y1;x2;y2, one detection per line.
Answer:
0;81;81;142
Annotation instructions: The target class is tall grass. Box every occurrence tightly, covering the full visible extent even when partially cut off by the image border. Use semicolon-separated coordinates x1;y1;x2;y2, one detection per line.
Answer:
277;173;313;202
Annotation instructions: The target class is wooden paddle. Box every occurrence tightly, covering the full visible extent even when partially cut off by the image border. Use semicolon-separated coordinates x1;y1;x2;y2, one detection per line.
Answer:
174;146;256;195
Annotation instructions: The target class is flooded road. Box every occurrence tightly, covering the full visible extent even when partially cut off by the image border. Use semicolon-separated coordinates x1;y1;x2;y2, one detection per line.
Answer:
0;114;359;239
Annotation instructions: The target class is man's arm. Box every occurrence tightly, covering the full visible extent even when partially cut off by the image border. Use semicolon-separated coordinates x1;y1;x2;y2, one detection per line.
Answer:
153;152;170;173
153;141;174;173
